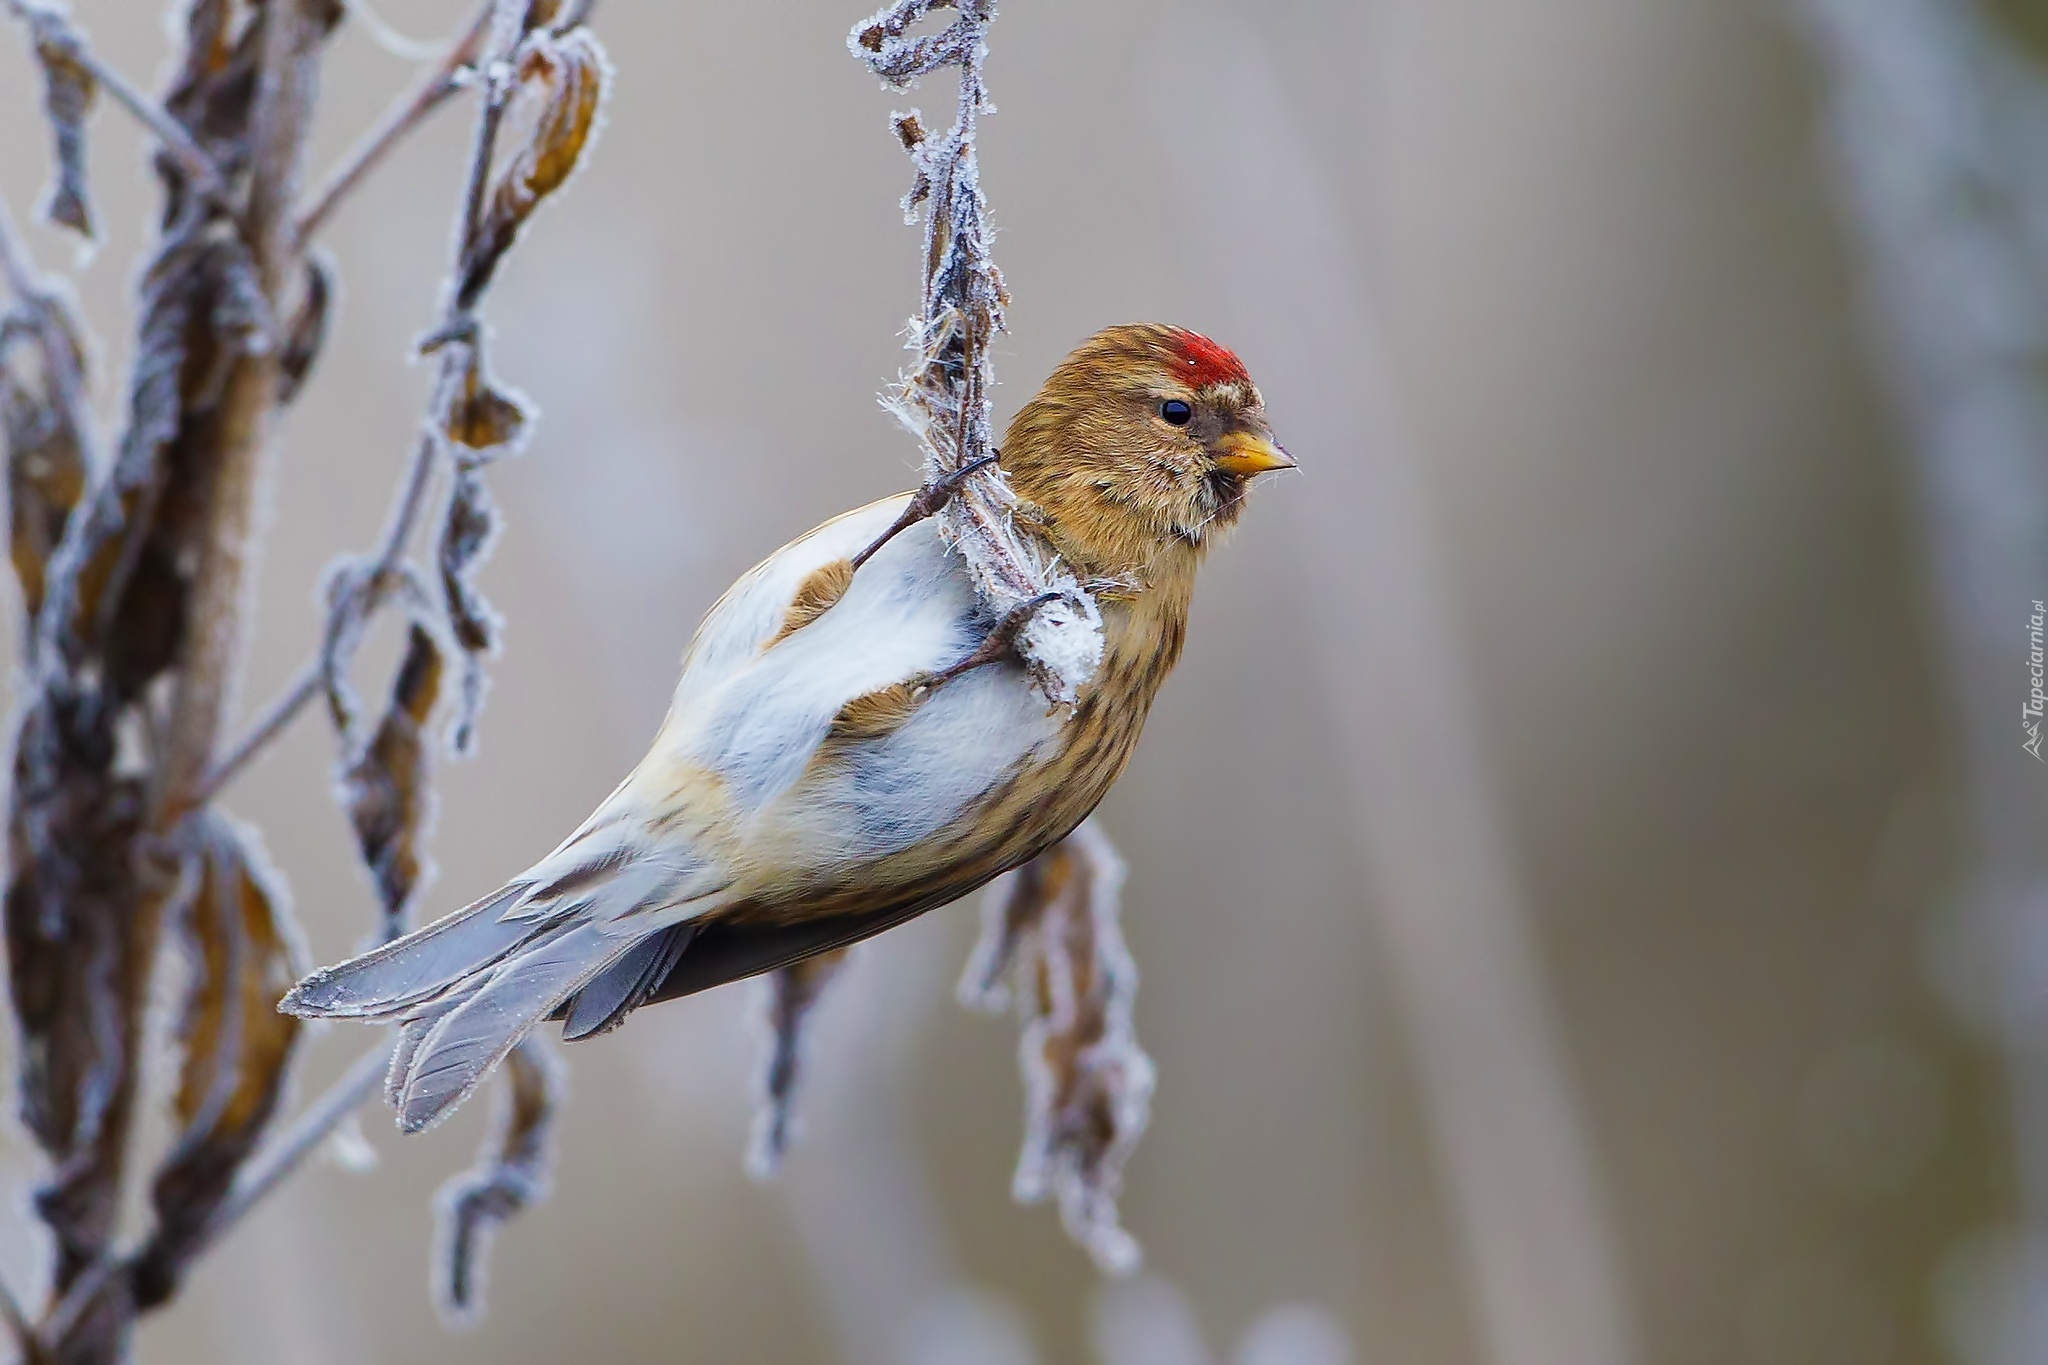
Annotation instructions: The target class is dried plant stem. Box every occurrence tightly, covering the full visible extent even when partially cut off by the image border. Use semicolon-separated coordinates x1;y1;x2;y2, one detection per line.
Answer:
150;1;327;831
2;0;228;206
202;0;529;805
198;1040;394;1254
198;430;440;802
294;0;496;247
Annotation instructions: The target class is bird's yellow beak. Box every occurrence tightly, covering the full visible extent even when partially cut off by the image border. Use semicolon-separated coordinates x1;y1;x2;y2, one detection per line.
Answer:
1210;431;1296;477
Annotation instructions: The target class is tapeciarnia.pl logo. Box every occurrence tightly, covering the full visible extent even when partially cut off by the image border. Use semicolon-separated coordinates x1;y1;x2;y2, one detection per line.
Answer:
2028;599;2046;761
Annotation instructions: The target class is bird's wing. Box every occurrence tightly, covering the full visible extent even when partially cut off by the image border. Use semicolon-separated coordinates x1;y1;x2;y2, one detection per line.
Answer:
642;495;1068;894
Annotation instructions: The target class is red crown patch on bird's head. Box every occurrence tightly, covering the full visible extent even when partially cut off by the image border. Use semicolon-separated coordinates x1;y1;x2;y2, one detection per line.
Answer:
1171;329;1251;391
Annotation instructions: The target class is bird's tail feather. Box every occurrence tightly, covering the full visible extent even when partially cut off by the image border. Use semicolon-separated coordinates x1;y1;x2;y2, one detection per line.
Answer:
280;881;539;1020
559;921;699;1041
391;920;644;1132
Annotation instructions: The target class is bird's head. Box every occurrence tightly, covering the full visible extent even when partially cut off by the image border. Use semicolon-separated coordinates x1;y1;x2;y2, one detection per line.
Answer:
999;324;1293;582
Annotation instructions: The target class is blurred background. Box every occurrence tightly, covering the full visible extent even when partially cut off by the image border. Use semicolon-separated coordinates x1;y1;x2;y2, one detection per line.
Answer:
4;0;2047;1362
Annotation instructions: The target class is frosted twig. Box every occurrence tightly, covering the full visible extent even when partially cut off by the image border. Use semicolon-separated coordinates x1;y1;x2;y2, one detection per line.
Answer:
3;0;229;206
197;430;439;803
196;1039;394;1256
850;0;1104;705
295;0;497;247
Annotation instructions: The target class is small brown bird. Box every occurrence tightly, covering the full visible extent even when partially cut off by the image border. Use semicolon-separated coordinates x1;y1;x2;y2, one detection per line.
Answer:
284;323;1293;1130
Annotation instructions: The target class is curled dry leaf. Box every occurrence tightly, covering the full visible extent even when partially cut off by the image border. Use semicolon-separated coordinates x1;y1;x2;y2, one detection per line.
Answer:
45;229;269;680
340;622;443;940
0;314;88;625
135;815;306;1304
438;462;501;754
747;947;853;1180
275;252;332;404
28;21;98;239
433;1036;561;1325
439;339;529;457
2;735;146;1287
960;819;1154;1274
456;28;608;309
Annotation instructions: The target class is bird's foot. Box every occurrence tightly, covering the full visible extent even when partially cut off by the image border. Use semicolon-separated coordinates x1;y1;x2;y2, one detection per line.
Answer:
849;452;1001;570
920;590;1064;689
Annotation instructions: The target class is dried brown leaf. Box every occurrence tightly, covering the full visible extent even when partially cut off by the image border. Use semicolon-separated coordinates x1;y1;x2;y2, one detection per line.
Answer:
47;230;266;678
340;622;443;938
30;27;98;239
2;727;147;1286
456;28;608;307
747;947;852;1179
433;1037;560;1324
960;819;1153;1273
440;341;529;456
0;317;88;623
138;815;306;1299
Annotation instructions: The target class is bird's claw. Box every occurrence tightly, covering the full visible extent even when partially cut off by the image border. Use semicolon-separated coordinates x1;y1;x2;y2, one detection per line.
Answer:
850;451;1001;571
922;590;1064;688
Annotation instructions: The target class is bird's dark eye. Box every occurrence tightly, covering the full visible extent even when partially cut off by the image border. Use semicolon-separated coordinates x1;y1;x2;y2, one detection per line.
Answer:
1160;399;1193;427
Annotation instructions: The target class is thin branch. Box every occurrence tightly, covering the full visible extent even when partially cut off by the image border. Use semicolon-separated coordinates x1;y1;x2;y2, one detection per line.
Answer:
3;0;230;206
195;1039;394;1254
34;1257;111;1356
294;0;497;247
194;663;321;805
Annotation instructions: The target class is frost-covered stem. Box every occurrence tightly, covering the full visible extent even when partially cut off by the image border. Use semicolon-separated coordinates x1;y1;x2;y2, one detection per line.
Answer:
294;0;496;248
198;429;440;802
851;0;1104;704
197;1040;393;1256
3;0;229;206
150;0;327;831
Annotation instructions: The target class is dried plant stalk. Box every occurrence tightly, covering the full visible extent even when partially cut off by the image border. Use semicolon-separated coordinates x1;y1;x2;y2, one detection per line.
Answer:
0;0;606;1352
432;1037;561;1325
961;819;1154;1273
850;0;1104;705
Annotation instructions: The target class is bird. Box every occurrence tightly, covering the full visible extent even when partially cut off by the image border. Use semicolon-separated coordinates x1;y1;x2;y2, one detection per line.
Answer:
281;323;1294;1133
